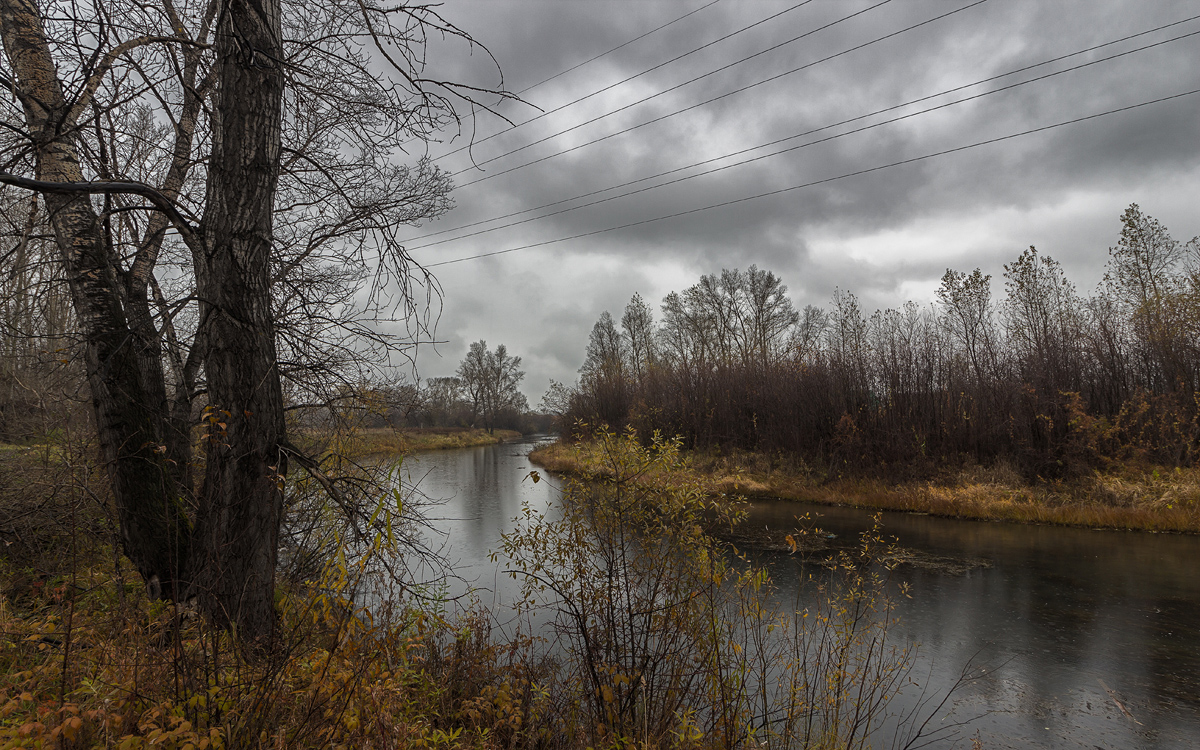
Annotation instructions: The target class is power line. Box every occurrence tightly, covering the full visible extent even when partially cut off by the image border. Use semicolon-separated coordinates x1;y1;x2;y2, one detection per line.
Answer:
406;20;1200;253
445;0;725;155
449;0;897;177
452;0;989;189
512;0;724;97
424;87;1200;268
438;0;817;164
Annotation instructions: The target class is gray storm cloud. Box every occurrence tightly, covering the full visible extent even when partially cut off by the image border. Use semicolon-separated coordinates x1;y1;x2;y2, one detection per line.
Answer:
391;0;1200;402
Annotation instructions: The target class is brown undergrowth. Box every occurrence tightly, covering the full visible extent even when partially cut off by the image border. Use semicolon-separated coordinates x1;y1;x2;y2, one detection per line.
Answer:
529;440;1200;533
0;557;546;749
0;443;547;750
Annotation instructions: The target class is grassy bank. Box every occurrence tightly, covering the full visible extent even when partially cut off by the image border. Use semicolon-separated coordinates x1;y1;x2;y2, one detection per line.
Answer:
2;428;523;463
306;427;522;459
529;439;1200;533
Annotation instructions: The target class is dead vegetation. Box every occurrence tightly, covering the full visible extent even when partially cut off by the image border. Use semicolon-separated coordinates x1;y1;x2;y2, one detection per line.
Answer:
531;440;1200;533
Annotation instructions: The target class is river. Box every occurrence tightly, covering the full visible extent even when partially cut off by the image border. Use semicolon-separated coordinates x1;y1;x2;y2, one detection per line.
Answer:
399;436;1200;749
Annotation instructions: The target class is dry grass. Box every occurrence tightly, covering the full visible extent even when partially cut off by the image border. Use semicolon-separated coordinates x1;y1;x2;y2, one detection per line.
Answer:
0;434;548;750
304;427;522;459
530;441;1200;533
0;556;542;750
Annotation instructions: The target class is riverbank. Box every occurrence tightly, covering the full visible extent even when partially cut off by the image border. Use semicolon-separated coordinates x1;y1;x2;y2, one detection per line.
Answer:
529;440;1200;533
3;427;524;462
0;544;527;748
0;433;987;750
313;426;522;458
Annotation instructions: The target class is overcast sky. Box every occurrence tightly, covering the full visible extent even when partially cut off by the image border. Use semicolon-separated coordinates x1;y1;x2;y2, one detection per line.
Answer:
388;0;1200;405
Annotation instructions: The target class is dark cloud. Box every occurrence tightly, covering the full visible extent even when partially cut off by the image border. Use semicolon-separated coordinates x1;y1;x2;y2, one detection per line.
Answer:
393;0;1200;399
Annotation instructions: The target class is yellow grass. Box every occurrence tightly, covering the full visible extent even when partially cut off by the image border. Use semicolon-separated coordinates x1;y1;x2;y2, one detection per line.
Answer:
303;427;521;458
529;441;1200;533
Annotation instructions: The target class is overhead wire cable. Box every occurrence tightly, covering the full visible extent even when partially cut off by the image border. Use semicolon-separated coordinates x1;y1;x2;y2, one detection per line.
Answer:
442;0;725;156
451;0;989;188
448;0;898;176
424;87;1200;268
418;13;1200;243
437;0;815;164
403;22;1200;252
513;0;725;96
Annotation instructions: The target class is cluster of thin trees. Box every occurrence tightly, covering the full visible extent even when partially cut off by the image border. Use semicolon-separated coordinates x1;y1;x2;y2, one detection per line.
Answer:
560;205;1200;477
350;341;531;432
0;191;78;442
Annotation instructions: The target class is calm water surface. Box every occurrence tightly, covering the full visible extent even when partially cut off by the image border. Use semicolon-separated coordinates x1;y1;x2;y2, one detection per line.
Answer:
402;437;1200;749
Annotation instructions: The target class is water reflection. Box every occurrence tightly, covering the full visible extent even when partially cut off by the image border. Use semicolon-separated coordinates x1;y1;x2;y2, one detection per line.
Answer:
749;502;1200;749
402;439;1200;749
401;436;560;612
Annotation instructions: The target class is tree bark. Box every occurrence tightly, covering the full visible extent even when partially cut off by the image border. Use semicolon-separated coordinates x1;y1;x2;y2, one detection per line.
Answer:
187;0;288;642
2;0;288;642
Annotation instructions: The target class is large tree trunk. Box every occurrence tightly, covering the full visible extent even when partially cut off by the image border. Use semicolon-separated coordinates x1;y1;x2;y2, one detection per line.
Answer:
0;0;191;597
188;0;288;642
2;0;289;642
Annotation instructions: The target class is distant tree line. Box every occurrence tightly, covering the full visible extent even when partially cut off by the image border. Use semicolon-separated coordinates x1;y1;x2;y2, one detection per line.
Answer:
343;340;543;434
555;205;1200;478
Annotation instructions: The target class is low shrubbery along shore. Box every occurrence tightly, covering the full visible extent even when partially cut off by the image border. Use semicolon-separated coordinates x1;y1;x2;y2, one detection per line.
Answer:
530;439;1200;533
336;427;522;457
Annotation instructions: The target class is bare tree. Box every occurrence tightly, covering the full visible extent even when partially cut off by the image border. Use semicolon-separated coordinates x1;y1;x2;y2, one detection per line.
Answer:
790;304;827;365
621;293;656;384
658;290;714;375
457;340;527;433
936;267;997;387
1002;247;1082;390
579;311;629;427
457;340;489;426
483;343;528;432
826;288;870;400
737;265;798;368
661;267;798;370
421;376;466;427
1104;205;1195;391
581;312;626;383
0;191;75;441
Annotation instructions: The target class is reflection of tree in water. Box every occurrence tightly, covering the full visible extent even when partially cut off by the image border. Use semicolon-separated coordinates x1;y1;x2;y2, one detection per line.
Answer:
466;446;504;551
739;501;1200;748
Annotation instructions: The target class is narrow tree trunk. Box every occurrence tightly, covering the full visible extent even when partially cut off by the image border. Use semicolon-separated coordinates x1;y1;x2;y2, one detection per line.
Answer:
188;0;287;643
